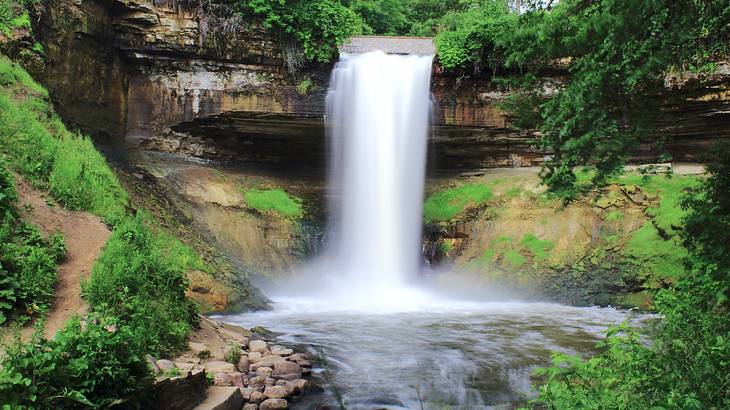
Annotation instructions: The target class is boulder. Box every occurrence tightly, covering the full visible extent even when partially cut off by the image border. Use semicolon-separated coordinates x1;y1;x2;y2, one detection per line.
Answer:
243;404;258;410
188;342;211;358
249;391;265;404
255;367;273;377
248;352;263;362
259;398;288;410
250;356;286;370
146;355;159;372
272;362;302;380
249;340;268;353
270;346;294;356
230;372;246;388
237;356;250;373
240;387;255;401
205;361;237;373
263;386;289;399
285;379;309;395
213;372;233;387
249;375;268;388
156;359;177;373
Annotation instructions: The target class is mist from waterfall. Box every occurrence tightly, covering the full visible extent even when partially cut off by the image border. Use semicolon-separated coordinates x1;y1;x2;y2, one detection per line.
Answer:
326;51;433;293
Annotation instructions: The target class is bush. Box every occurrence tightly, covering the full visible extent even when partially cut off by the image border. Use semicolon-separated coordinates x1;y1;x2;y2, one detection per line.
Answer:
0;315;153;408
83;214;202;356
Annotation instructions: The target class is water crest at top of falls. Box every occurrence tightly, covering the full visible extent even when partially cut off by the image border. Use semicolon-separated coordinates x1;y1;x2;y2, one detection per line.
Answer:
322;51;434;310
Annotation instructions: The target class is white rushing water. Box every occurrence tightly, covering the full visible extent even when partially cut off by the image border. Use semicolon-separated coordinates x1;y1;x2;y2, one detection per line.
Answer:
221;50;642;409
324;51;434;308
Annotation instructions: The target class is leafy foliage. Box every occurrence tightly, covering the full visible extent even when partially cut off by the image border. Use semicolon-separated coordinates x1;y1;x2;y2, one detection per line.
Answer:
0;315;153;409
235;0;367;63
84;213;202;356
527;144;730;409
0;160;66;325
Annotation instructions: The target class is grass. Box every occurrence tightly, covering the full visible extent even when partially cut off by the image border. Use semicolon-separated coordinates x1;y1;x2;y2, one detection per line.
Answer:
520;233;554;262
0;56;128;224
624;222;687;280
243;188;303;218
423;183;493;222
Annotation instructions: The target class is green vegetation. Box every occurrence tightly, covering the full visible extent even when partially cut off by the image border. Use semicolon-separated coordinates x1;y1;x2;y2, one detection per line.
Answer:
519;233;554;262
243;187;303;218
231;0;367;63
224;344;243;364
0;51;203;405
423;183;493;222
0;316;153;408
84;213;202;355
296;77;315;95
0;0;29;36
0;56;128;223
528;144;730;409
0;160;66;325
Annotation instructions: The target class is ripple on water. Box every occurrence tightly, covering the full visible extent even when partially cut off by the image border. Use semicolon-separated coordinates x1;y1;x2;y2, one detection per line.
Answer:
220;300;647;409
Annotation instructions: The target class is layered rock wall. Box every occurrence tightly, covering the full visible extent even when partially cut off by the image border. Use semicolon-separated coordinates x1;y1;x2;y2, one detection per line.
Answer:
35;0;730;171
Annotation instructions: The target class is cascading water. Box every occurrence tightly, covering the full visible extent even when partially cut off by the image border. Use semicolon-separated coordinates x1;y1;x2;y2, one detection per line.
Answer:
222;48;641;409
325;51;434;303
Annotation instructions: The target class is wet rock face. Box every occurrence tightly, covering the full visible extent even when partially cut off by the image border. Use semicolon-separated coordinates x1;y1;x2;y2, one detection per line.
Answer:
36;0;730;173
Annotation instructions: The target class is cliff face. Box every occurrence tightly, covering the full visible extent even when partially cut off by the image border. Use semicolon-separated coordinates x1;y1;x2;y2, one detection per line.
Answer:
35;0;730;172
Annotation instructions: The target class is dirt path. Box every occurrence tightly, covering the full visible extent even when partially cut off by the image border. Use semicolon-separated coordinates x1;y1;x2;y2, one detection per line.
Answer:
14;176;111;339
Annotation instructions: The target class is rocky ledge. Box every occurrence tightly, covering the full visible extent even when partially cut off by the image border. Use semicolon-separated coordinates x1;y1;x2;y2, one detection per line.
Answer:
149;316;317;410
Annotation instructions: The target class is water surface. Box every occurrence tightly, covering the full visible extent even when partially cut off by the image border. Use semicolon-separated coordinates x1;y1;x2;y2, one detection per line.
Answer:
222;300;640;409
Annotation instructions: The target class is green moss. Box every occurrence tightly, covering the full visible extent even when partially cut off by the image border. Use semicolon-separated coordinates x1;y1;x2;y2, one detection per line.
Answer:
616;174;700;234
605;210;624;222
504;249;527;268
520;233;554;261
624;222;687;279
243;188;303;218
423;183;493;222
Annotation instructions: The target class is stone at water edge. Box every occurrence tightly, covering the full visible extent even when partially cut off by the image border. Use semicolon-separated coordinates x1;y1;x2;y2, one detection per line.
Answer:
249;339;268;353
259;398;288;410
263;385;289;399
270;345;294;356
285;379;309;395
204;361;237;373
243;404;259;410
250;356;286;370
272;361;302;380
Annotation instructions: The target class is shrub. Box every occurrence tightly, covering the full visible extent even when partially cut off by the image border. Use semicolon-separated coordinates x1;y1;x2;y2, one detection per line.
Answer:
0;315;153;408
224;344;242;364
83;214;202;356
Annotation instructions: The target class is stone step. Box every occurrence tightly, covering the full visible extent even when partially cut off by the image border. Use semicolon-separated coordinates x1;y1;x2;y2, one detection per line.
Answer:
193;386;244;410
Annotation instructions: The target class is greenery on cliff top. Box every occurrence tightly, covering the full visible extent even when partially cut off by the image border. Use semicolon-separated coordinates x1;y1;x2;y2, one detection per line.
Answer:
0;57;202;406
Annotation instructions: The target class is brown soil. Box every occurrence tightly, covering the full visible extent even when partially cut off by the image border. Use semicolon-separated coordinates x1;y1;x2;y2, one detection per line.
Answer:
14;176;111;340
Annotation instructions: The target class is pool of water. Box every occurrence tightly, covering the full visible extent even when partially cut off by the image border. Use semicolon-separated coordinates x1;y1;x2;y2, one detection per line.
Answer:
220;299;643;409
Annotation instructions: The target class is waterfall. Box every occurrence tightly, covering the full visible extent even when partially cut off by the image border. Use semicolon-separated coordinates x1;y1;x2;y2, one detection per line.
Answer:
325;51;434;304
